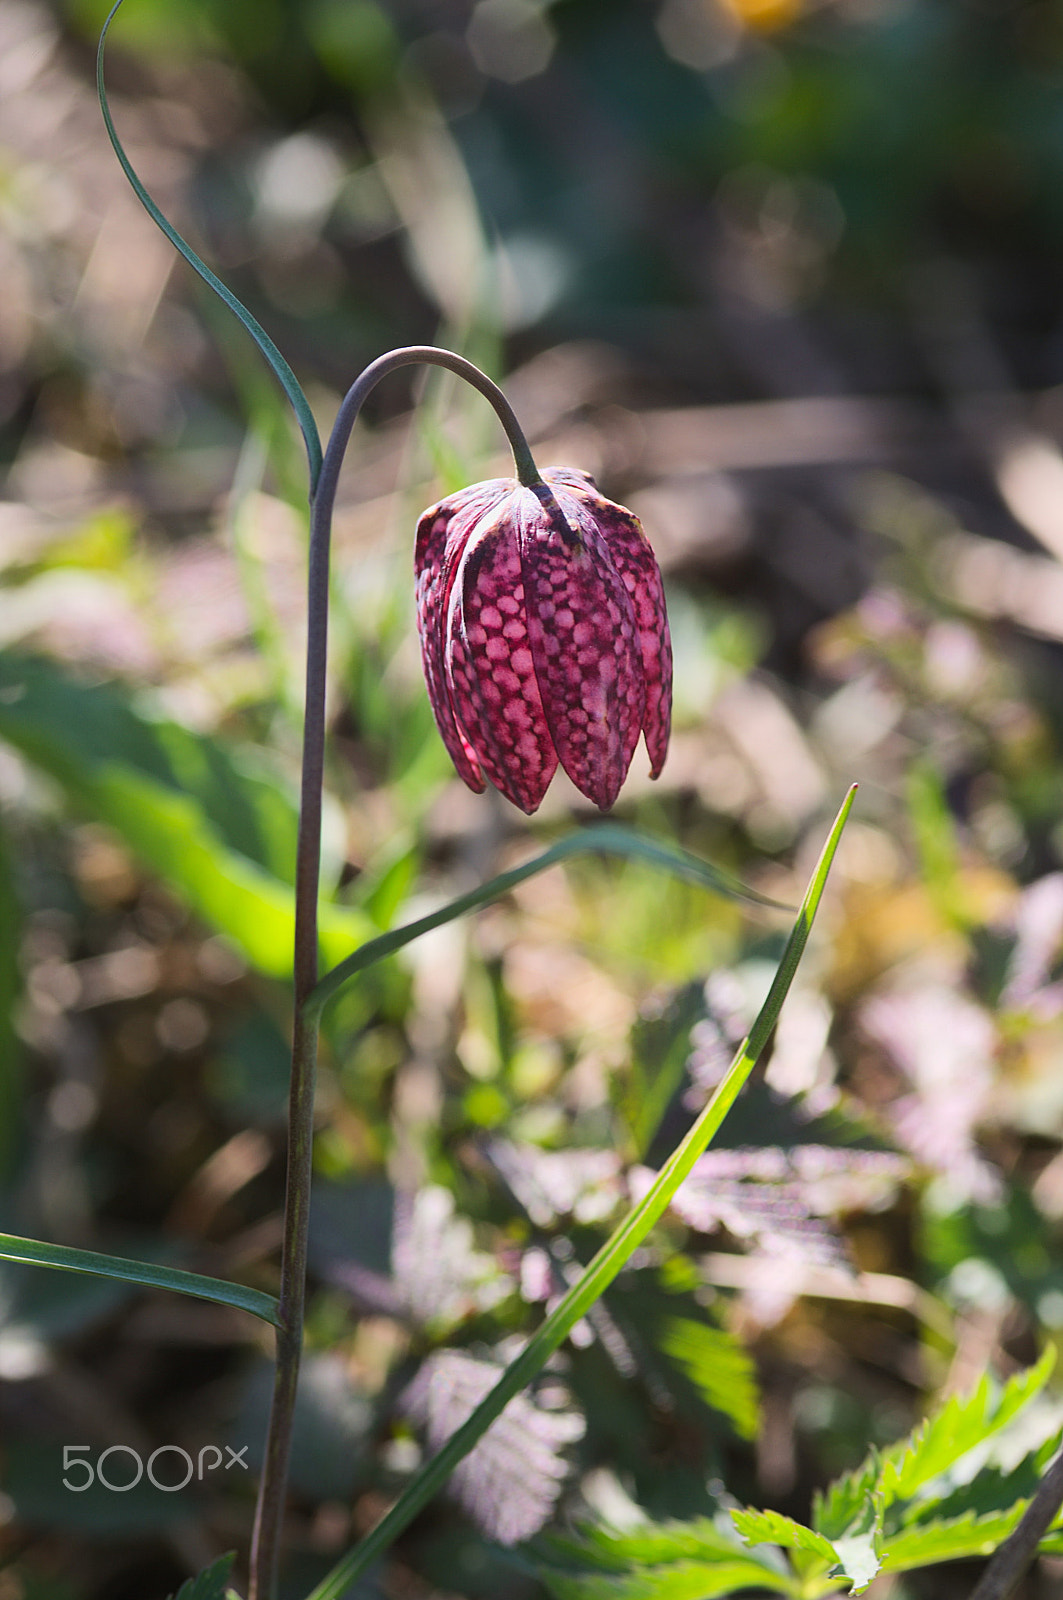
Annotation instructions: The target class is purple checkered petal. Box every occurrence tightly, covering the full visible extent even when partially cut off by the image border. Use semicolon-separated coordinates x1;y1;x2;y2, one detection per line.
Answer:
520;481;644;810
447;504;559;815
547;470;672;778
414;495;487;792
413;464;671;813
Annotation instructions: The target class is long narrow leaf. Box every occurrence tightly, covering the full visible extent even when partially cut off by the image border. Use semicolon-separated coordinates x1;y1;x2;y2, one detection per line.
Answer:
307;822;790;1019
305;786;857;1600
96;0;323;490
0;1231;280;1327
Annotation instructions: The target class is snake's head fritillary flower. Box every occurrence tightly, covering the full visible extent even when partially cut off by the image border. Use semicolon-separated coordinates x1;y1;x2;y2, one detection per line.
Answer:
414;466;672;815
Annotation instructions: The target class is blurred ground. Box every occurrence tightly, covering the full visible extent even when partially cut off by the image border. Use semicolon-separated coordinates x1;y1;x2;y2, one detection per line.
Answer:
7;1;1063;1598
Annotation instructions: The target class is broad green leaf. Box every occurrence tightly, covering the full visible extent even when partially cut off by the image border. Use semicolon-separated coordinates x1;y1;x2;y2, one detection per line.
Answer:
883;1508;1027;1572
0;1231;280;1325
880;1348;1055;1503
657;1315;761;1440
0;654;299;880
541;1560;796;1600
732;1509;838;1569
305;788;858;1600
0;653;370;976
168;1553;239;1600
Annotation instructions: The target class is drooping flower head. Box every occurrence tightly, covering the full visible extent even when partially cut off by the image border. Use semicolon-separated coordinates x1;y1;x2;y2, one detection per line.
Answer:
414;467;672;814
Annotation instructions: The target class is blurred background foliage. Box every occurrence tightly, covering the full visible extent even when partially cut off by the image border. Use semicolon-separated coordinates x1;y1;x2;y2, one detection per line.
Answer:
8;0;1063;1597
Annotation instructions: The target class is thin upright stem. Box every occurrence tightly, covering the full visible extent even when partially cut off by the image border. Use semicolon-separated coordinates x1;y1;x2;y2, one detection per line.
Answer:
246;348;542;1600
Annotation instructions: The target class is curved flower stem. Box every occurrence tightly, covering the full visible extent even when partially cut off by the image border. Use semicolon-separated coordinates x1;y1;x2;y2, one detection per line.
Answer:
247;347;542;1600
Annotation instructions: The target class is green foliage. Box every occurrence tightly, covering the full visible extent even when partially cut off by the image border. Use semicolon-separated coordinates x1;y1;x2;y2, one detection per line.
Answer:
303;788;856;1600
307;821;786;1019
539;1520;798;1600
879;1348;1055;1503
0;652;371;976
544;1559;795;1600
881;1509;1027;1571
549;1352;1062;1600
745;1350;1058;1591
731;1510;840;1569
619;981;706;1158
657;1315;761;1441
813;1456;882;1543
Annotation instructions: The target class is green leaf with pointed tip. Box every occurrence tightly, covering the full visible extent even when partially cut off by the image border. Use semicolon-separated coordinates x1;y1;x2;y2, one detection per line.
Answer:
308;820;791;1018
541;1560;797;1600
883;1508;1027;1572
893;1431;1063;1532
814;1455;881;1541
167;1553;239;1600
657;1316;760;1440
734;1507;881;1594
541;1519;772;1572
732;1509;838;1569
880;1348;1055;1504
0;1231;280;1326
97;0;322;488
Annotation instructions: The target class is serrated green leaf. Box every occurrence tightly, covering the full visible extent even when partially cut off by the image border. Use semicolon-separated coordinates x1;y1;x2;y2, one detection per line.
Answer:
658;1316;761;1440
542;1559;796;1600
167;1552;238;1600
883;1507;1026;1572
542;1517;779;1573
814;1454;880;1540
733;1507;881;1594
880;1349;1055;1504
893;1431;1062;1531
732;1509;838;1567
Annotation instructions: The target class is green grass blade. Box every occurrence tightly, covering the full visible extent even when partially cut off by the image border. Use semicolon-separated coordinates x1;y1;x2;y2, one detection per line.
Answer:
304;786;857;1600
0;1231;280;1327
307;821;790;1019
96;0;323;491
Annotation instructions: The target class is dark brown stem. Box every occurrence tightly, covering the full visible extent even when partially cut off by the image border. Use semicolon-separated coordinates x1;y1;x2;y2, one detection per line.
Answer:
246;347;540;1600
967;1446;1063;1600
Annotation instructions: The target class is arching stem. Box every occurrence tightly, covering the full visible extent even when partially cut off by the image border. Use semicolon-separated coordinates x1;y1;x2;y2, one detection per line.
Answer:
247;348;542;1600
